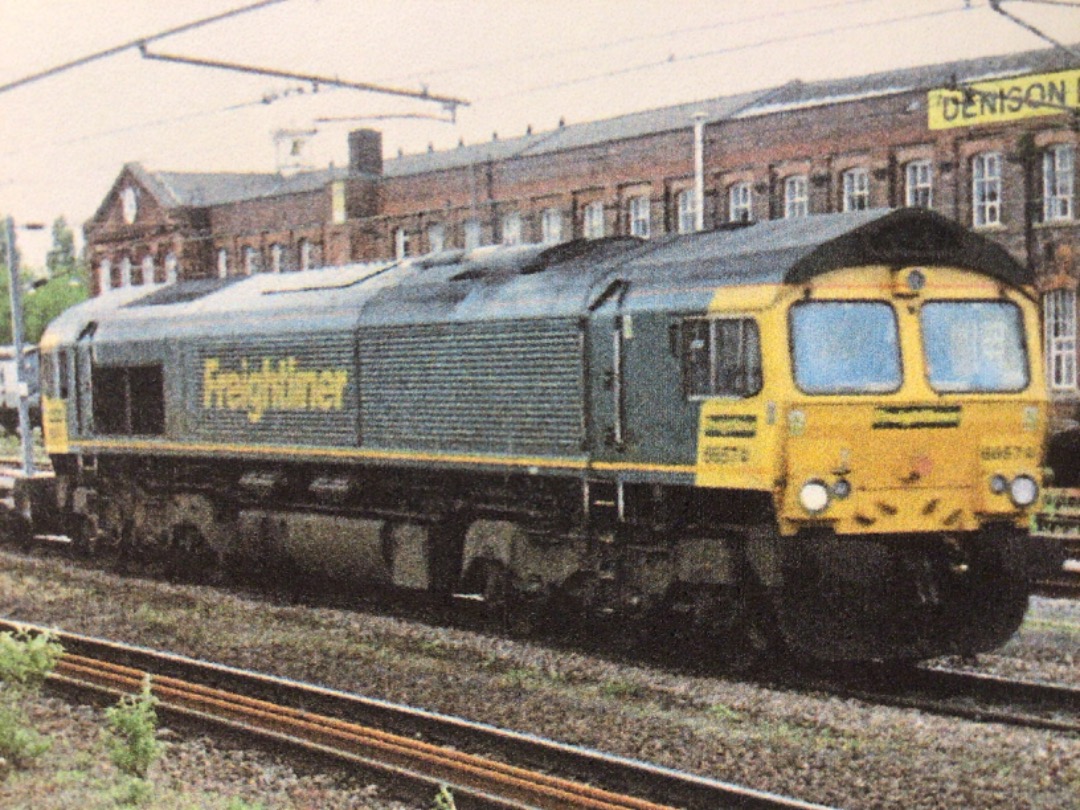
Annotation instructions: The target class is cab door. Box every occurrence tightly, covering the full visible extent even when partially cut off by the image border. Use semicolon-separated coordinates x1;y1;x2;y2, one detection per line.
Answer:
684;316;779;492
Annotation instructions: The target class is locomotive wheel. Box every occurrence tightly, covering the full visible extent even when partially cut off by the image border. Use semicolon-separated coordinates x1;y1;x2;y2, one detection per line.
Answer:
165;523;219;583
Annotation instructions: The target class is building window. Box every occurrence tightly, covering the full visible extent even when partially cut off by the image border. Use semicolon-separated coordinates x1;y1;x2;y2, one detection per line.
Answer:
270;244;283;274
393;229;408;260
300;239;314;270
583;201;605;239
164;253;178;284
972;151;1002;227
217;248;228;279
542;208;563;244
243;246;258;275
1045;288;1077;391
501;212;523;245
464;220;482;250
628;196;650;238
905;160;933;209
842;168;870;212
1044;144;1075;222
728;182;752;223
784;175;808;218
140;255;154;285
676;189;697;234
428;223;446;253
98;259;111;292
119;256;132;287
681;317;762;399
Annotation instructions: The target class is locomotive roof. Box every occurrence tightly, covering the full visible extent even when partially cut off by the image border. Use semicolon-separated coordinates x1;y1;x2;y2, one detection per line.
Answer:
43;208;1028;348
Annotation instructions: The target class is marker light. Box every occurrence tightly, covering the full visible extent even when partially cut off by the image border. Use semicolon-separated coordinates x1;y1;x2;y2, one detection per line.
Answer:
832;479;852;499
799;480;830;514
1009;475;1038;508
989;474;1008;494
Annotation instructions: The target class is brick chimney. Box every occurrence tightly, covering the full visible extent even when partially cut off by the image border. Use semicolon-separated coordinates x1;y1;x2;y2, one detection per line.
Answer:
348;129;383;175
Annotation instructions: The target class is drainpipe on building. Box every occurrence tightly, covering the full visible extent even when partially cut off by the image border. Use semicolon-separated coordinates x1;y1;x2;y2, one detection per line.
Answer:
693;111;707;232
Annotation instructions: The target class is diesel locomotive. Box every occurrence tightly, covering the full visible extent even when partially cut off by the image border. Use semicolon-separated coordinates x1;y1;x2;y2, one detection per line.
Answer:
33;208;1063;663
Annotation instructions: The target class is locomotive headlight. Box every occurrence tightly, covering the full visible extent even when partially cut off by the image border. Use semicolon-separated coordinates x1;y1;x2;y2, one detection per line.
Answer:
1008;475;1038;508
799;480;830;514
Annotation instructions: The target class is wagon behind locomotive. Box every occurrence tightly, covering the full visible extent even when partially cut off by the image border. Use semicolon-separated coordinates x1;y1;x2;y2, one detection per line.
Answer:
35;208;1062;663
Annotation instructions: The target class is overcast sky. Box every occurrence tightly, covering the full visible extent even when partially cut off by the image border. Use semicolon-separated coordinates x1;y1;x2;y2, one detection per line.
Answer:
0;0;1076;265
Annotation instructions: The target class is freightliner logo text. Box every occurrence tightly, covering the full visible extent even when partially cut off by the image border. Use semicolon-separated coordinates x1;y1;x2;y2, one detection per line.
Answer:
202;357;349;423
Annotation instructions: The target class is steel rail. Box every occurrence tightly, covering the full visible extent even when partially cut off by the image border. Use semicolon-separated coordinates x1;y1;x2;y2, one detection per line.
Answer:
1;620;834;810
819;663;1080;735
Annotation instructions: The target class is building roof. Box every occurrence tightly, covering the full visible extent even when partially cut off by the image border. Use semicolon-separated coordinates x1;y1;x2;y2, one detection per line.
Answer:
116;42;1078;208
126;162;352;209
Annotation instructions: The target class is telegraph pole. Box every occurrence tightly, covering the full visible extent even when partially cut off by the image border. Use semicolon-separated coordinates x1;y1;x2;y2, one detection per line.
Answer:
4;216;35;476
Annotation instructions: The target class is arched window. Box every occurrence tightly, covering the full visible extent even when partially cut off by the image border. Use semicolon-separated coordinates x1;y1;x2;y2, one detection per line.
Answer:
972;151;1002;227
119;256;132;287
842;168;870;212
300;239;313;271
270;243;283;273
217;248;229;278
164;253;178;284
629;196;651;237
464;220;482;250
98;259;112;293
243;246;258;275
583;201;605;239
784;176;808;218
393;229;409;260
676;189;697;233
501;212;523;245
541;208;563;244
140;255;154;285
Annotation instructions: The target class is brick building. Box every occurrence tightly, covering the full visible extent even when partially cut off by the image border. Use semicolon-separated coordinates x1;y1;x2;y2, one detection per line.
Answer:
86;44;1079;417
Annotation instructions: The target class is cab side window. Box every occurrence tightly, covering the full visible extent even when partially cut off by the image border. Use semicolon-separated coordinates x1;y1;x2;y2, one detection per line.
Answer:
681;317;762;398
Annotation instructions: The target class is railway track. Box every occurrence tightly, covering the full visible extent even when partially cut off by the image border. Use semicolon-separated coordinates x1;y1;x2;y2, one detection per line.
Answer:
0;619;834;810
817;663;1080;735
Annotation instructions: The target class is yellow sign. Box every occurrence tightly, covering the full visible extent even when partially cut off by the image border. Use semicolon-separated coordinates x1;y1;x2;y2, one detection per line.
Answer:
202;357;349;423
928;69;1080;130
42;396;69;454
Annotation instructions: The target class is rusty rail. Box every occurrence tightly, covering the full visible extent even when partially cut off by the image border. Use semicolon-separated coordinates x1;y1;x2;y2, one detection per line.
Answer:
3;620;833;810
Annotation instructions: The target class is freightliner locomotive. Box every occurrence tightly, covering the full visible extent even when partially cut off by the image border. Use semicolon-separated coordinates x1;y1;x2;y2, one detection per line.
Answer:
32;208;1063;663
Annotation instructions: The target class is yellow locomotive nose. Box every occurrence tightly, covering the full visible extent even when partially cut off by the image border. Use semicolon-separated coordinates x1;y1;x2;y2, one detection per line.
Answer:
780;401;1042;535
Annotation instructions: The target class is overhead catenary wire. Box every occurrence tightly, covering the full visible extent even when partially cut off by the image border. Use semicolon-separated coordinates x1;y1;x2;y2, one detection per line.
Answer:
0;0;290;97
478;5;978;103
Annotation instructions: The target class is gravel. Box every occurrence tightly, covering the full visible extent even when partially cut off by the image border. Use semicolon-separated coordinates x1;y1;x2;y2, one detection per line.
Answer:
0;549;1078;810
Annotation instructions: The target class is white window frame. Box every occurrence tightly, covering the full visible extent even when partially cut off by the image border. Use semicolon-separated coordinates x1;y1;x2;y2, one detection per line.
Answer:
728;182;752;223
427;223;446;253
1043;144;1075;223
972;151;1002;228
393;229;408;260
98;259;111;292
629;196;651;238
842;168;870;212
1045;288;1077;391
905;160;933;209
502;212;523;245
541;208;563;244
784;175;809;218
164;252;178;284
217;248;228;279
140;254;155;285
119;256;132;287
676;189;697;234
464;220;482;250
300;239;314;270
243;246;257;275
270;244;283;274
583;201;605;239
